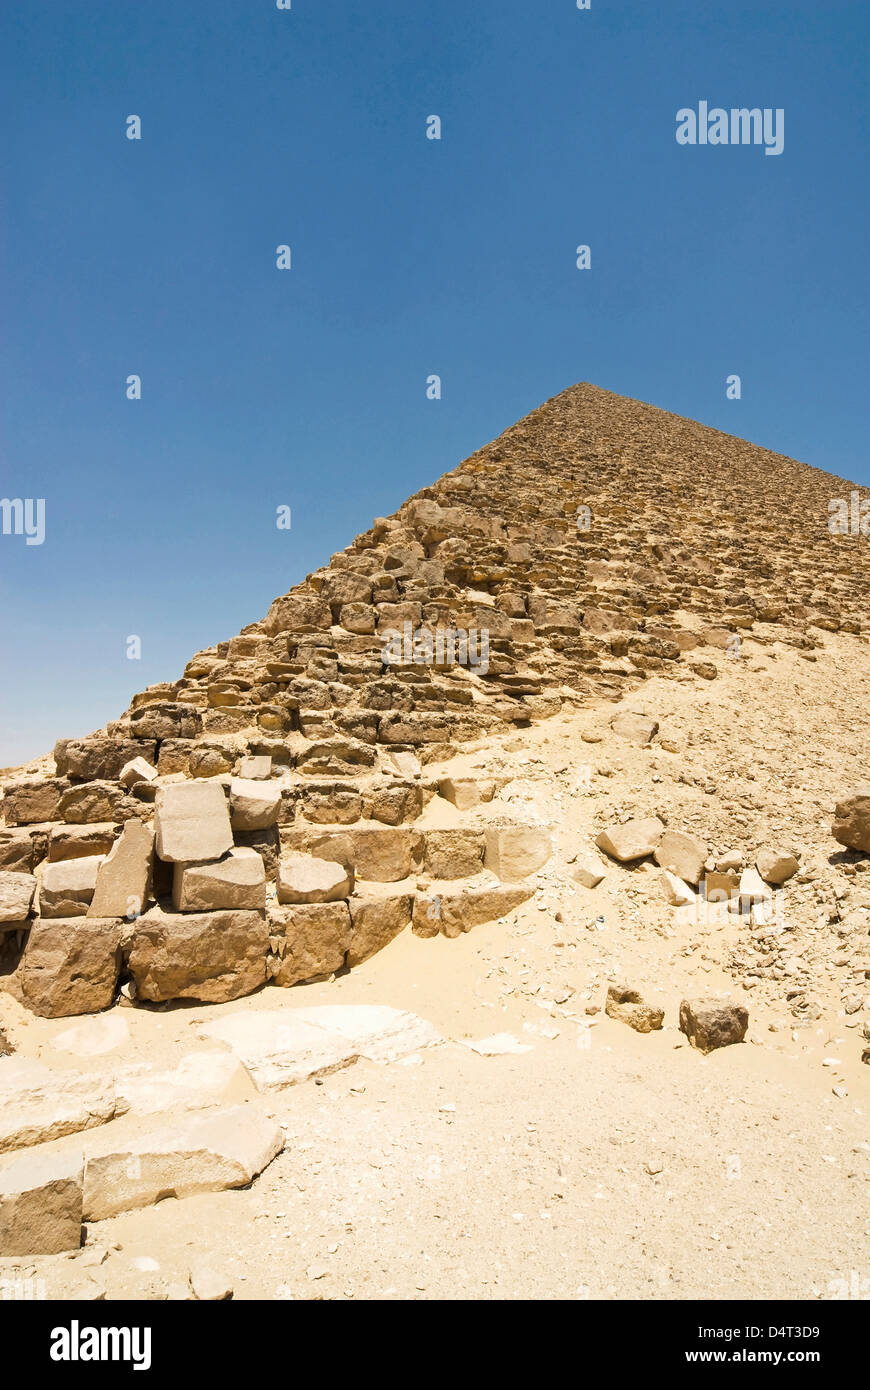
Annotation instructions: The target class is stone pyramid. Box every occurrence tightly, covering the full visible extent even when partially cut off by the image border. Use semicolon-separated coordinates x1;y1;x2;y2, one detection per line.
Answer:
2;382;867;1018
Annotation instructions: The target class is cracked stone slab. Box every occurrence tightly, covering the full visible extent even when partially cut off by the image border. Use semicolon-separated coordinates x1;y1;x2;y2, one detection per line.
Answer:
200;1004;441;1090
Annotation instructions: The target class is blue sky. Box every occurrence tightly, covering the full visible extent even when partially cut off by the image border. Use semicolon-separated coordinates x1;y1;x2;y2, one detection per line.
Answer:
1;0;867;765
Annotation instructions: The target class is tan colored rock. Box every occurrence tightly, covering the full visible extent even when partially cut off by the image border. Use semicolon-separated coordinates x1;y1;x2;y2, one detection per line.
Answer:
654;829;706;886
113;1051;252;1116
54;736;156;781
189;745;235;778
0;1148;84;1256
738;867;772;908
339;602;376;634
1;778;68;826
302;784;363;824
233;826;279;877
832;789;870;853
127;907;268;1004
19;918;123;1018
154;781;233;863
293;1003;440;1063
263;594;331;636
412;885;532;938
0;827;48;873
350;827;419;882
717;850;743;872
173;847;266;912
679;998;749;1052
0;871;36;922
119;755;158;789
571;852;606;889
239;755;271;780
755;846;799;885
605;984;664;1033
129;701;202;740
229;777;281;831
200;1010;358;1089
424;829;485;879
190;1265;233;1301
82;1105;284;1220
88;820;154;919
657;869;695;906
277;852;352;904
347;894;413;966
39;856;104;918
596;817;664;863
610;711;659;745
201;1004;438;1090
48;823;117;862
0;1058;122;1153
366;783;422;826
269;902;351;985
437;778;494;810
59;782;135;824
378;750;422;779
484;825;551;882
704;870;740;903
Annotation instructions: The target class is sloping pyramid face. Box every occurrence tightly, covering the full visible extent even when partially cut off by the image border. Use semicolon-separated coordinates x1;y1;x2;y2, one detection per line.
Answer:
1;382;867;1018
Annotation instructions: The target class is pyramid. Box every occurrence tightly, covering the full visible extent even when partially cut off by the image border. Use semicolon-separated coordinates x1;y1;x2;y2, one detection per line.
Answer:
2;382;867;1018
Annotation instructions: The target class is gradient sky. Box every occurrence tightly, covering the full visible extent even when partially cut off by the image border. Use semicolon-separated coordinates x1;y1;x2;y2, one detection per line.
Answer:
1;0;868;765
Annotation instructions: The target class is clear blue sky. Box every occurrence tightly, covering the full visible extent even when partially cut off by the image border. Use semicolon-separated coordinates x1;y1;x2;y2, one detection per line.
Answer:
1;0;867;765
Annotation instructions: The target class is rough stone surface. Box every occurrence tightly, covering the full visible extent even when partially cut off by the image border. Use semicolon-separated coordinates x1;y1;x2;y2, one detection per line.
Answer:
347;894;413;967
0;828;48;873
679;998;749;1053
88;820;154;919
411;885;532;938
39;856;104;918
48;824;117;862
349;828;419;882
654;830;706;887
657;868;695;906
0;1058;122;1152
81;1105;284;1220
605;984;665;1033
0;871;36;923
119;755;158;789
268;902;351;985
173;847;266;912
832;790;870;854
571;853;606;890
127;908;268;1004
437;778;494;810
154;782;233;864
423;830;485;879
596;817;664;863
229;777;282;831
19;919;123;1018
55;737;156;782
484;826;551;882
0;1149;84;1256
1;779;68;826
755;846;800;886
277;853;353;905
